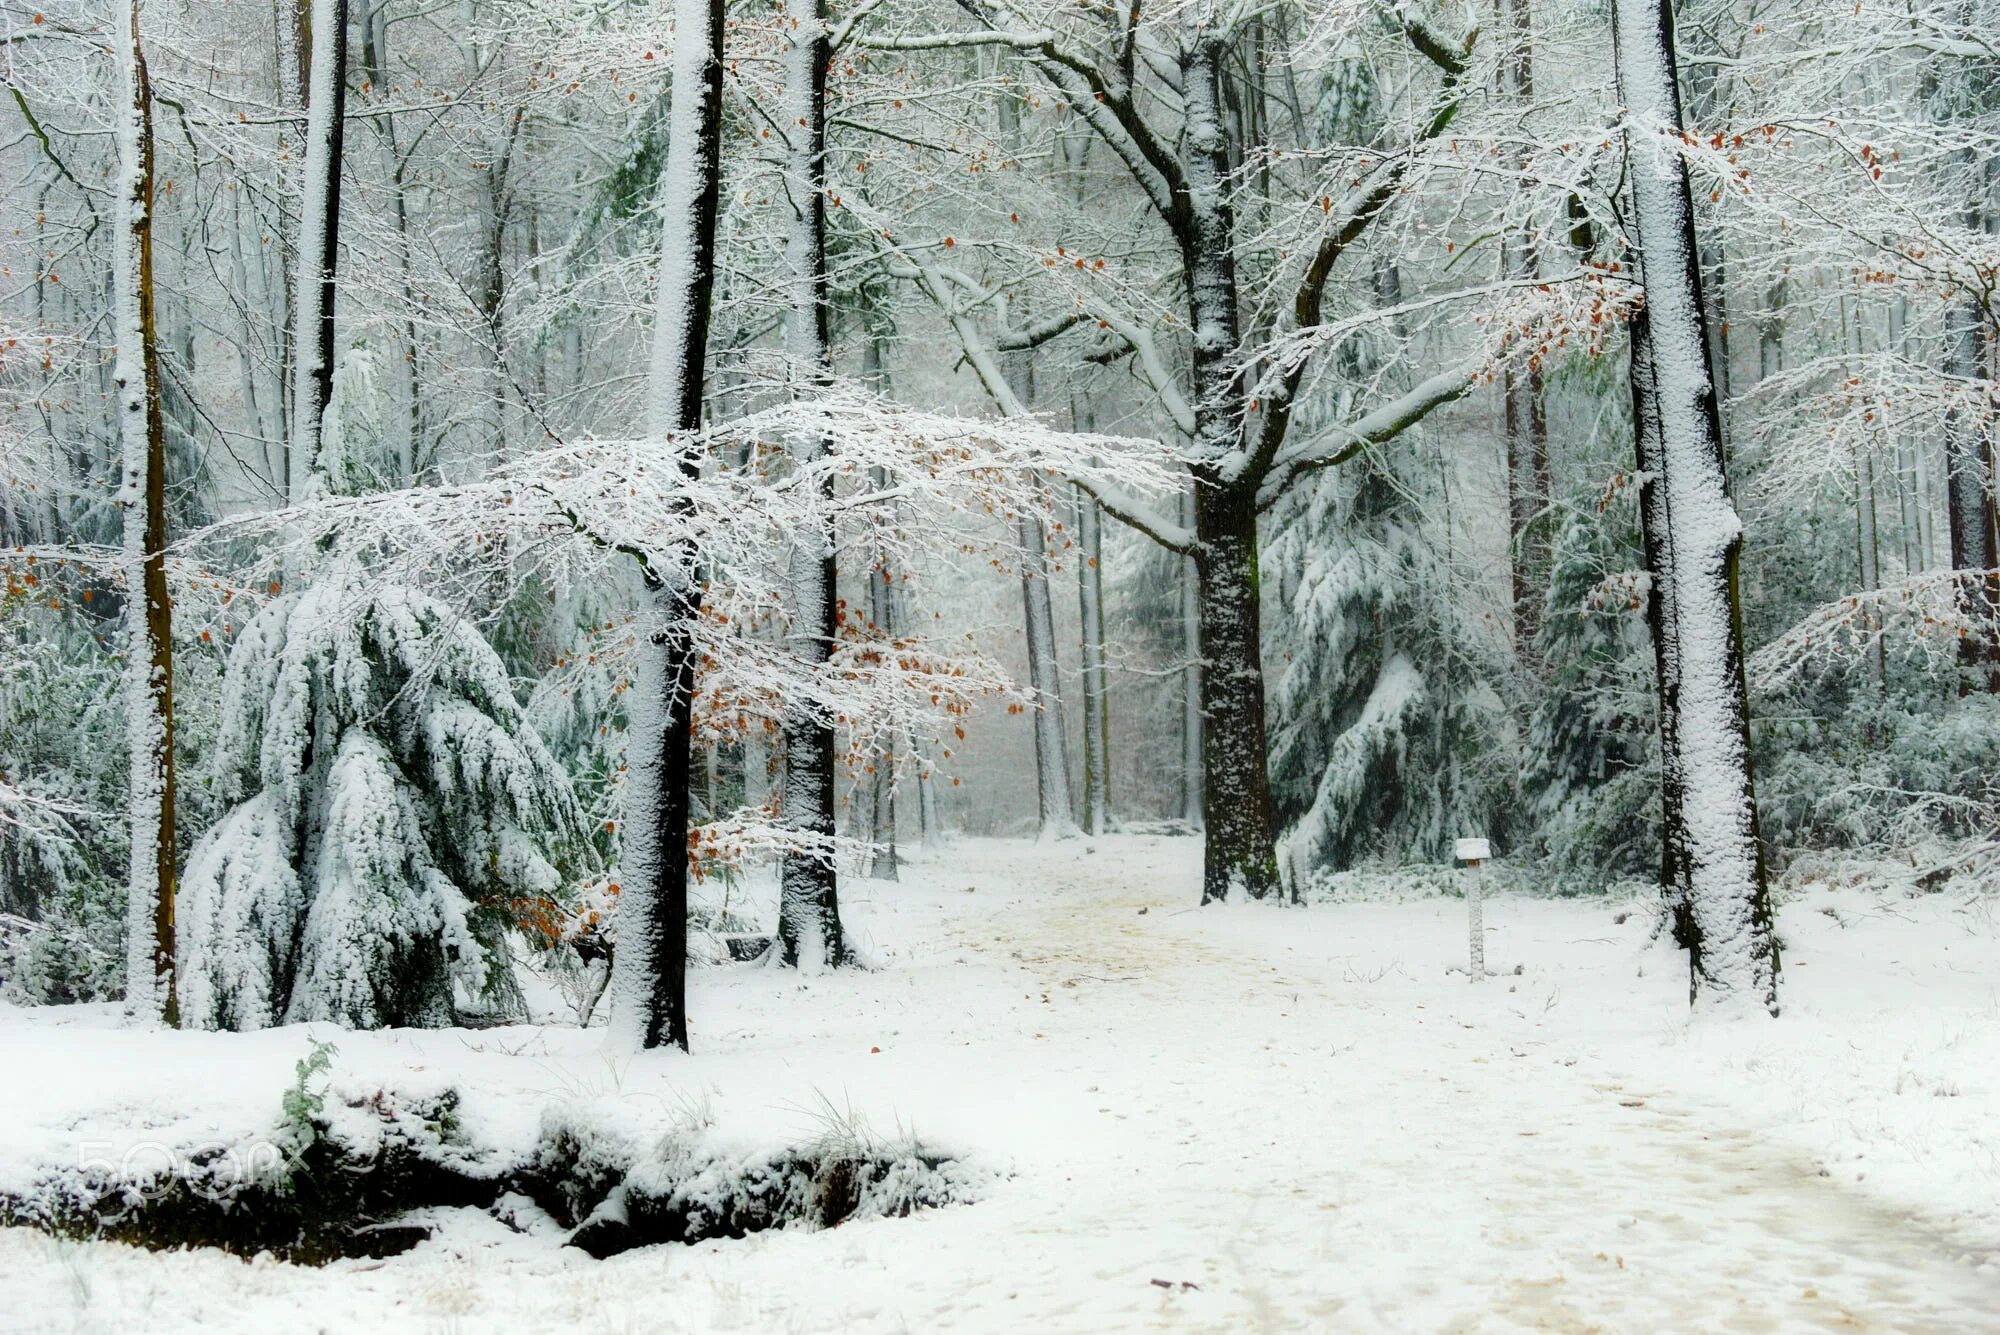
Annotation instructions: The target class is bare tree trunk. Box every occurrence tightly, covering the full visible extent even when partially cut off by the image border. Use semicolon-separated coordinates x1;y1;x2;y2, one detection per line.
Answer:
357;0;425;483
775;0;847;966
114;0;177;1027
1630;310;1688;948
1076;484;1110;835
1185;37;1278;900
1944;294;2000;693
1016;502;1078;838
866;535;899;879
990;66;1077;841
1615;0;1777;1014
287;0;350;499
605;0;724;1052
1500;0;1549;659
859;317;899;877
1179;487;1204;830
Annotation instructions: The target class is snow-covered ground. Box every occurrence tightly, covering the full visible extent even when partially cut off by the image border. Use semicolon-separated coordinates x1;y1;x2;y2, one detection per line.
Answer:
3;835;1997;1331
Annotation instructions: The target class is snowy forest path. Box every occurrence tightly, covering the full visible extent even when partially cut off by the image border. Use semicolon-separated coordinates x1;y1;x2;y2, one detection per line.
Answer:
922;836;2000;1331
5;837;1997;1333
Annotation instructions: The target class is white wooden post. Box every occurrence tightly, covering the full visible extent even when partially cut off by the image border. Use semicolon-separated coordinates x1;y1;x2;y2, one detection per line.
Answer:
1455;837;1490;982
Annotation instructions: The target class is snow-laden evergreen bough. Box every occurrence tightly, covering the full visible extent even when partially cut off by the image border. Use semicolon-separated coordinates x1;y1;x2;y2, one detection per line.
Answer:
177;561;595;1030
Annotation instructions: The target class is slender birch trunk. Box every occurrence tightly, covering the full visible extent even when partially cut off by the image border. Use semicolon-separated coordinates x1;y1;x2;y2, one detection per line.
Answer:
605;0;725;1051
114;0;177;1027
1615;0;1777;1013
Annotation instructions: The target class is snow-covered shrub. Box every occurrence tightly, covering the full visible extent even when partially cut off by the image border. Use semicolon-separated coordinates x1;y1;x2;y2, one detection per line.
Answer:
1;891;123;1004
1522;491;1661;884
0;591;129;1001
178;560;597;1030
1756;692;2000;856
1269;452;1514;879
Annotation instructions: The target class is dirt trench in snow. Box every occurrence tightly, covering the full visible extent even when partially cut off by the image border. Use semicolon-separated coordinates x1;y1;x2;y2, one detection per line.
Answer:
945;840;2000;1331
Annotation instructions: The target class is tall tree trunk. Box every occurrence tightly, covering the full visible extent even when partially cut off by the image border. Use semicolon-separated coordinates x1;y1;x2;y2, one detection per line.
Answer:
357;0;425;483
287;0;349;499
1076;484;1110;835
604;0;724;1052
1630;311;1687;945
775;0;847;967
1191;481;1280;901
1184;37;1279;900
1016;502;1078;838
1179;488;1204;830
991;64;1078;840
114;0;177;1027
1614;0;1777;1013
860;321;899;878
866;528;899;880
917;748;943;850
1944;294;2000;693
1500;0;1549;658
1849;303;1889;707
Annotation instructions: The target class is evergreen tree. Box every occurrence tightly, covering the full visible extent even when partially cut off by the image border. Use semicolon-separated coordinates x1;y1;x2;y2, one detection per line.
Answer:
178;560;594;1030
1269;446;1512;883
1523;485;1660;881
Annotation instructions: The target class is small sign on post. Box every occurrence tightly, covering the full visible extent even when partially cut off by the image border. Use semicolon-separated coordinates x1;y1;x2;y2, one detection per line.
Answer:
1454;837;1490;982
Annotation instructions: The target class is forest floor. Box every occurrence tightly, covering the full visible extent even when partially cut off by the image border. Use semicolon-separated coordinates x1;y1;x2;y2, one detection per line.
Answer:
3;835;1999;1332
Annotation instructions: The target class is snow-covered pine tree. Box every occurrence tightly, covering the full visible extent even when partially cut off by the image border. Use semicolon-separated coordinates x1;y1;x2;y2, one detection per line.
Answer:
1269;440;1512;885
177;561;594;1030
1523;479;1661;881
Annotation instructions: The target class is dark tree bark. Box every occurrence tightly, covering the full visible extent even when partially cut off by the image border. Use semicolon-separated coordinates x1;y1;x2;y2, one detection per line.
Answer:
1944;297;2000;693
1076;484;1111;836
926;4;1473;901
605;0;725;1051
1615;0;1777;1013
1629;309;1690;951
1190;483;1280;901
288;0;349;498
1500;0;1549;658
776;0;848;967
